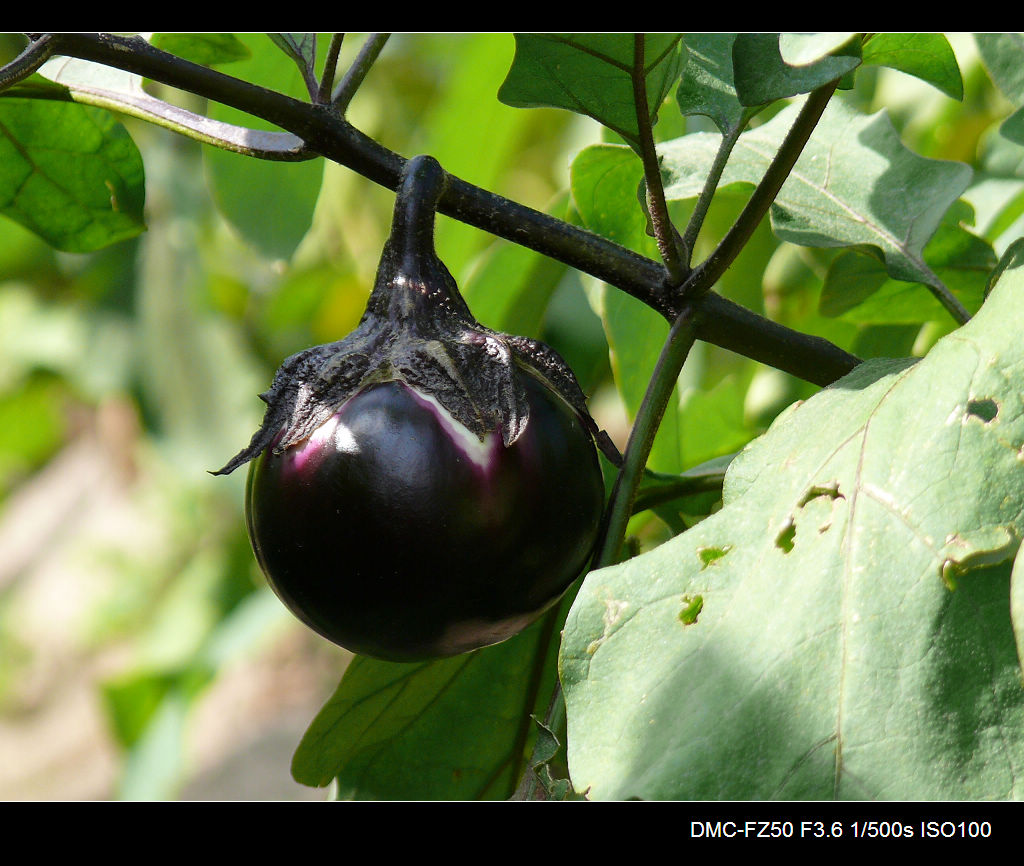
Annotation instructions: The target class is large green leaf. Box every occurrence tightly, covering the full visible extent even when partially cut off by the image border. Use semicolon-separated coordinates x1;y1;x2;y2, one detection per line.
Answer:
498;34;683;149
291;604;565;800
0;97;145;252
461;209;569;339
661;98;972;307
561;245;1024;800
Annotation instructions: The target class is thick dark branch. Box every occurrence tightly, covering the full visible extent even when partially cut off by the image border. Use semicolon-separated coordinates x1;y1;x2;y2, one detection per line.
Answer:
6;33;861;388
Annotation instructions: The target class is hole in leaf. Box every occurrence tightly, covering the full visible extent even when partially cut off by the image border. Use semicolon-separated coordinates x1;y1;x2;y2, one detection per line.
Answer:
967;398;998;423
797;481;843;507
679;595;703;625
697;545;731;568
776;521;796;553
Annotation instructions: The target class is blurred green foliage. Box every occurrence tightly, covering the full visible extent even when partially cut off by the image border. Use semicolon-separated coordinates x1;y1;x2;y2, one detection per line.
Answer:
0;33;1020;800
0;33;612;800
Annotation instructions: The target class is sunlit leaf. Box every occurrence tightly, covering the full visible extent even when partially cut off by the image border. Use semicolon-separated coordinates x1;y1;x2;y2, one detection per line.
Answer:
862;33;963;100
661;99;972;304
676;33;751;136
562;247;1024;800
819;200;995;322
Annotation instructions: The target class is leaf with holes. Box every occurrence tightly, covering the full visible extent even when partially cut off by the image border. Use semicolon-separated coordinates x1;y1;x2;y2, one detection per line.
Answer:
560;243;1024;801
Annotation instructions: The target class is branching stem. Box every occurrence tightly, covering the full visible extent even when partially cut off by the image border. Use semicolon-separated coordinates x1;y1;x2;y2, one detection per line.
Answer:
682;83;838;300
0;32;861;387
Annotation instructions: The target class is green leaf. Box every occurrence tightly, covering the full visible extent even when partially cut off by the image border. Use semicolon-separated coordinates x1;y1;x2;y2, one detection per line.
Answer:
819;199;996;322
676;374;759;466
861;33;963;100
661;98;972;300
410;35;543;282
204;33;324;260
997;109;1024;150
0;97;145;252
561;251;1024;800
498;34;683;148
268;33;317;94
291;607;563;799
732;33;861;107
570;144;652;254
150;33;251;67
269;33;316;69
676;33;753;136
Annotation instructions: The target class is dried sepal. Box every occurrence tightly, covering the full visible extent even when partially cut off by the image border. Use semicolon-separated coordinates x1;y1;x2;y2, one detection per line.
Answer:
215;154;618;476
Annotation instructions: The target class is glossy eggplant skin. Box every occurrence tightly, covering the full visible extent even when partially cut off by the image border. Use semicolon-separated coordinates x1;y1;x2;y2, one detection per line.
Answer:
244;373;605;661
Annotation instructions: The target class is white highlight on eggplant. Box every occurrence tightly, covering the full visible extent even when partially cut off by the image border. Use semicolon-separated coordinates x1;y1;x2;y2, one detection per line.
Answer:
407;387;498;472
332;420;360;455
296;415;360;473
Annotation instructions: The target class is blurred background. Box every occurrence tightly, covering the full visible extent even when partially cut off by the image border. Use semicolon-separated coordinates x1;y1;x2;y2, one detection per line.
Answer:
0;33;615;801
0;33;1012;799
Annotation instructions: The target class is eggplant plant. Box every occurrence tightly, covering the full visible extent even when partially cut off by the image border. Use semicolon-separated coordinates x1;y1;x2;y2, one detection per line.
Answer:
2;32;1024;803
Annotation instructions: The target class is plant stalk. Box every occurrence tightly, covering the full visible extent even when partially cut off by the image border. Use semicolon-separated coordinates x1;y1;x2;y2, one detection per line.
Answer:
0;33;861;388
632;34;687;284
593;303;701;568
332;33;390;112
683;81;838;299
520;300;700;800
680;118;748;266
317;33;344;104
